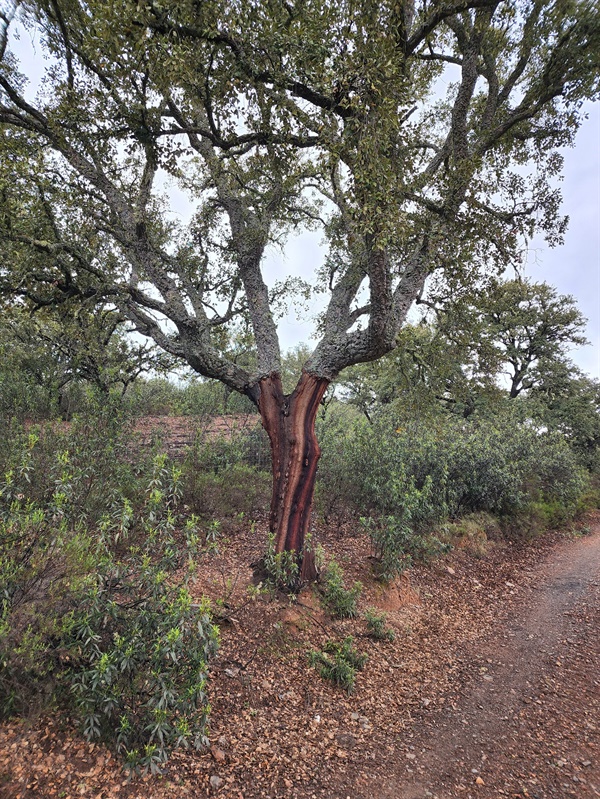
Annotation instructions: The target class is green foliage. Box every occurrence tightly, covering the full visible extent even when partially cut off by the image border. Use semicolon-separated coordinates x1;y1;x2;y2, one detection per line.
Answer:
443;513;501;557
262;533;300;593
66;575;218;775
183;464;270;519
338;280;589;423
0;305;172;422
308;637;367;693
2;1;598;429
364;608;395;642
319;559;362;618
184;426;269;476
314;401;364;521
338;321;501;423
335;367;594;545
361;515;450;583
476;280;588;399
0;404;140;528
0;420;218;773
0;499;95;716
528;365;600;473
124;377;258;418
318;404;589;547
180;424;270;518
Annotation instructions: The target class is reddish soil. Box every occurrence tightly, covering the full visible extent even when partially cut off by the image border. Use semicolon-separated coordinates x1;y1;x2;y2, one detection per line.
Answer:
133;415;262;459
1;516;598;799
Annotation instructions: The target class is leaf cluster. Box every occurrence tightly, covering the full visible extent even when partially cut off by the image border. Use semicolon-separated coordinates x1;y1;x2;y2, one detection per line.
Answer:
308;636;367;693
319;557;362;618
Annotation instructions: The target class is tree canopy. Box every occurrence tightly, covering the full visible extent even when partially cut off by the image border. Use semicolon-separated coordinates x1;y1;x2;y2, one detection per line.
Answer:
338;279;588;420
1;0;598;390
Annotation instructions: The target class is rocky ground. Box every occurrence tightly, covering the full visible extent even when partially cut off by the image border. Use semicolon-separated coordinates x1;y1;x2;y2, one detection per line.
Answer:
1;514;598;799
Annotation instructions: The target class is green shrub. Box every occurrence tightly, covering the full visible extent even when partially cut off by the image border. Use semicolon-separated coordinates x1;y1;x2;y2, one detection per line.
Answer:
66;572;218;775
0;434;219;773
0;504;95;717
308;637;367;692
0;403;143;528
444;512;501;556
319;559;362;618
315;401;364;521
361;515;450;583
262;533;300;593
317;405;589;536
183;464;270;518
364;608;395;642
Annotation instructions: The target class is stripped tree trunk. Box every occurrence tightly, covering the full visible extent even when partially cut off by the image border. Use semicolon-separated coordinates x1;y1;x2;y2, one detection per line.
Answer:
258;371;329;582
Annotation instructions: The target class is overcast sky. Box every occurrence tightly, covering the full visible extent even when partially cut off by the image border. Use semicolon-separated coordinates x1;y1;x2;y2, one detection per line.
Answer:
8;24;600;380
524;102;600;379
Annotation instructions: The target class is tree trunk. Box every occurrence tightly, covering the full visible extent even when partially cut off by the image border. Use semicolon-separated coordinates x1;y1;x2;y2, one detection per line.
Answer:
258;371;329;583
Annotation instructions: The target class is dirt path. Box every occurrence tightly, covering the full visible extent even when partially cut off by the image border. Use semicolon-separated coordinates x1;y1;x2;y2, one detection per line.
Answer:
389;526;600;799
1;524;599;799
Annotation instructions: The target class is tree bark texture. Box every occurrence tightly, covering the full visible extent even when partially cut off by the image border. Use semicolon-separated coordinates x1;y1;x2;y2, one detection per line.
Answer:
258;372;329;582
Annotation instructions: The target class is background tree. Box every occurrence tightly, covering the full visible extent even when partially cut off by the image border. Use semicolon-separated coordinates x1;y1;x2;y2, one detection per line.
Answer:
340;278;587;419
0;303;173;418
529;362;600;472
476;279;588;398
338;319;503;421
1;0;599;577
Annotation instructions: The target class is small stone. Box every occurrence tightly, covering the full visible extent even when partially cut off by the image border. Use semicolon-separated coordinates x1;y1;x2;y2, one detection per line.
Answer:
406;753;416;760
350;712;360;721
475;777;485;785
582;760;592;767
335;732;356;749
210;775;224;791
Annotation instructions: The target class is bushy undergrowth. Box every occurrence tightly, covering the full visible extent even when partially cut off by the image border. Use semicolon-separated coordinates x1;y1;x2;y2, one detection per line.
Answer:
364;608;395;642
319;559;362;618
0;416;218;773
316;403;589;576
181;431;271;518
262;532;300;593
124;377;258;417
361;515;450;582
308;637;367;692
319;405;588;521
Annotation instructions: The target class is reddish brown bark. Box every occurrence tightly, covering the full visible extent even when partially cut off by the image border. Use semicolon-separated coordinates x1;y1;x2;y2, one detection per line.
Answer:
258;371;329;582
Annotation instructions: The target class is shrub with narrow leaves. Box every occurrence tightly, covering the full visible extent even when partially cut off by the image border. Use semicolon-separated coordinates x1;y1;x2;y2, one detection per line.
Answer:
308;637;367;692
364;608;395;642
66;578;218;774
0;430;219;774
319;559;362;618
